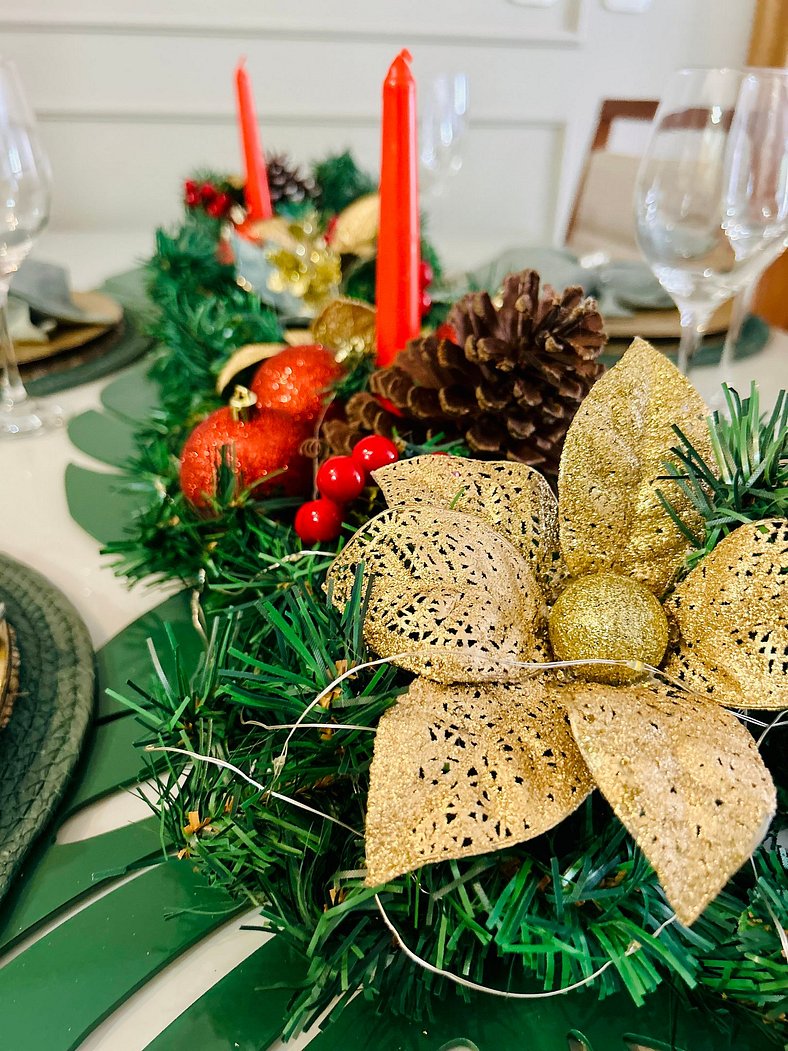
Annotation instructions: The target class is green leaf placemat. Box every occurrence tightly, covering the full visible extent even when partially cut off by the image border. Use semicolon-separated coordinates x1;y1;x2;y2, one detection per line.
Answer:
601;314;770;368
0;553;95;902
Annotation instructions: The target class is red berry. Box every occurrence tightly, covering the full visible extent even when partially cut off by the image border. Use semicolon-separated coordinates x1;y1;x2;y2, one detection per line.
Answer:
200;183;217;204
435;322;458;343
295;499;343;544
316;456;365;503
324;214;339;245
352;435;399;475
207;193;232;218
419;261;434;288
419;290;432;316
185;190;201;208
184;179;198;194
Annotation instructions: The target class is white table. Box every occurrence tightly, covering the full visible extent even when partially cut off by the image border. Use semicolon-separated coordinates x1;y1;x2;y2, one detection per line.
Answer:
0;231;786;1050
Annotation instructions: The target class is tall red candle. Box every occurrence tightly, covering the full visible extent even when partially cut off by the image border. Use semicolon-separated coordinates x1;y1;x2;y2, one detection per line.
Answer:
375;50;421;367
235;59;273;223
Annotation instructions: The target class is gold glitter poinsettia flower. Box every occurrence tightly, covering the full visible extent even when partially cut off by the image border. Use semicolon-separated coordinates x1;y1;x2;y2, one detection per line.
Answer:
328;339;785;926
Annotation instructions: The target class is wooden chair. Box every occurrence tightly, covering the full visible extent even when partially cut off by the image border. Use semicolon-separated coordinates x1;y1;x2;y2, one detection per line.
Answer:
564;99;657;261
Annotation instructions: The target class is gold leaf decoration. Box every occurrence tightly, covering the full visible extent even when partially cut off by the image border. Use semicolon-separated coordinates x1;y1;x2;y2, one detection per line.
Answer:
310;297;377;366
365;678;594;885
215;343;285;393
328;505;546;683
564;680;776;926
242;216;296;249
373;455;564;594
665;518;788;710
330;192;379;258
558;338;712;596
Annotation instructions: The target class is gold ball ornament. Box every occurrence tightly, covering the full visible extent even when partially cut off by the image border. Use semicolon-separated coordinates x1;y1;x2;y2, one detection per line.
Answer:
548;572;669;685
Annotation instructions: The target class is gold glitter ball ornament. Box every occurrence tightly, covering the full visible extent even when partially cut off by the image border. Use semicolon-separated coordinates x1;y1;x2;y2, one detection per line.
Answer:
548;571;669;684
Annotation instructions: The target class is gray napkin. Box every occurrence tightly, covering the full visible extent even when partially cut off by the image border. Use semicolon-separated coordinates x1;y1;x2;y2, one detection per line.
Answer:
463;246;672;317
10;259;118;325
230;232;312;320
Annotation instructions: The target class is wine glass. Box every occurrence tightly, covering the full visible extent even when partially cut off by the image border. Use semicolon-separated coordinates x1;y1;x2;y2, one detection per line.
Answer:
0;58;60;436
634;67;788;374
420;73;469;199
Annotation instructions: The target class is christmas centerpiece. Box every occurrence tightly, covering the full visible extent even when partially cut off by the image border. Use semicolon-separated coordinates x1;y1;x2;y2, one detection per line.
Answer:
128;341;787;1047
62;46;788;1050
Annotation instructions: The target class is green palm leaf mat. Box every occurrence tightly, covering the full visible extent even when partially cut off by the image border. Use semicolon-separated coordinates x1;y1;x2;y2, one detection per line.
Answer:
0;554;94;904
66;361;163;545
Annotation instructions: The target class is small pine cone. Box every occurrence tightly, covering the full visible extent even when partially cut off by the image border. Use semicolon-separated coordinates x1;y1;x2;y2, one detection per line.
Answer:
322;391;404;456
367;269;607;476
266;153;317;207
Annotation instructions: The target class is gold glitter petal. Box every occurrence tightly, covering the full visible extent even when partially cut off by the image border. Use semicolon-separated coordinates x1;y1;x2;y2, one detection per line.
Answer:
564;681;776;926
666;518;788;710
328;505;546;682
364;678;595;886
329;192;379;258
373;456;564;595
558;338;712;596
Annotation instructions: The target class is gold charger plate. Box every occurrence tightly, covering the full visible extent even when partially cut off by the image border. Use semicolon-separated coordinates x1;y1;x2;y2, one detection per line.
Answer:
605;299;732;340
14;291;124;364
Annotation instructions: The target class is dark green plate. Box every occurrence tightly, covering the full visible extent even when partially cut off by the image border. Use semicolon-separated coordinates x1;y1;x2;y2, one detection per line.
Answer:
0;554;95;901
24;313;153;397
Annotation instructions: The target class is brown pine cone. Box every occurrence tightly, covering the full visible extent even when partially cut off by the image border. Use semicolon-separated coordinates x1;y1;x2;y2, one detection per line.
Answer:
349;269;606;476
266;153;317;207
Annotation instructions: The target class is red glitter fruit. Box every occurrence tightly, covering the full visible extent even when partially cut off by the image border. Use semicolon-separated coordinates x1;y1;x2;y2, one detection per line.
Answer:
316;455;365;503
295;498;343;544
351;435;399;475
419;260;434;288
179;405;311;511
250;345;344;425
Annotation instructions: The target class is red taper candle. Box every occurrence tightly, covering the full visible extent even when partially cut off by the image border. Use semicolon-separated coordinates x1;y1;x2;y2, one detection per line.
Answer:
235;59;273;223
375;49;421;367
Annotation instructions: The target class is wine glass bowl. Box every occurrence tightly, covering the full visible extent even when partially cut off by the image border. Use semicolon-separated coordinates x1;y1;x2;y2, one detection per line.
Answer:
0;56;60;436
419;73;469;199
634;68;788;373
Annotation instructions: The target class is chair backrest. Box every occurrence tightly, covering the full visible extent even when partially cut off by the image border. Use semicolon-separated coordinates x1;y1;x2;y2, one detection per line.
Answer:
565;99;657;261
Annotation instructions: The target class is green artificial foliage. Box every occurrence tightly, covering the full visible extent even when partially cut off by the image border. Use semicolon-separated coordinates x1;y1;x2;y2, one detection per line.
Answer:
122;559;788;1045
312;150;377;218
659;384;788;567
146;218;283;417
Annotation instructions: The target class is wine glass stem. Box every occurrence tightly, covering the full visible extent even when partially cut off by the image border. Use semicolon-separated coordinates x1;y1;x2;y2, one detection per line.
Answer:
0;279;28;412
676;308;708;376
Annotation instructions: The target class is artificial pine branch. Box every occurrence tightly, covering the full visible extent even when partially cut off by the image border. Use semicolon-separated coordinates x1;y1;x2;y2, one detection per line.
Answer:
117;557;787;1044
659;383;787;568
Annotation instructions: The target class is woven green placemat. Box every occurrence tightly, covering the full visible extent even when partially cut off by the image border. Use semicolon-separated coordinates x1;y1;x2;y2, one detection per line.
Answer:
0;554;95;902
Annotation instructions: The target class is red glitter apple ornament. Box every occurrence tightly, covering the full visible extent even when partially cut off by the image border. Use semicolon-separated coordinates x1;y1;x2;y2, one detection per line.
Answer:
180;386;311;512
250;345;344;425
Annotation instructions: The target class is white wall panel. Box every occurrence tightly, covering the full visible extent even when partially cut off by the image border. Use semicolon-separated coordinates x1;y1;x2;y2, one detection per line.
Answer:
40;118;562;264
0;0;586;45
0;0;756;260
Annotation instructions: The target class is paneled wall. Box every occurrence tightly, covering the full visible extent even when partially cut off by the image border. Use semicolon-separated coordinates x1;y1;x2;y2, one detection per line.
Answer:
1;0;755;267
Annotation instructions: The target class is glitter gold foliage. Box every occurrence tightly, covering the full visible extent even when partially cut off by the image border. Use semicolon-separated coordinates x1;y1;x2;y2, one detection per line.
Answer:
558;336;713;597
328;340;784;925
